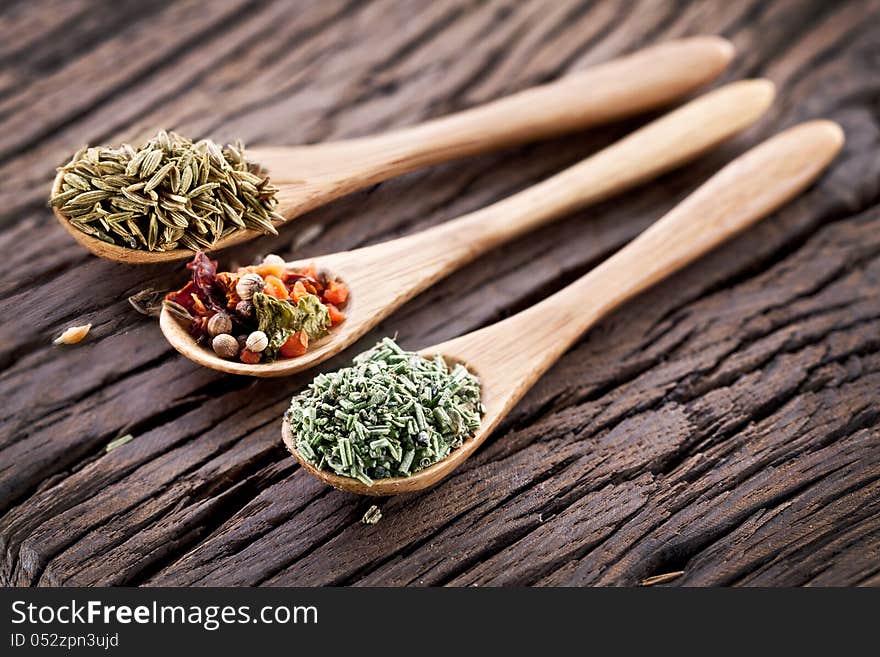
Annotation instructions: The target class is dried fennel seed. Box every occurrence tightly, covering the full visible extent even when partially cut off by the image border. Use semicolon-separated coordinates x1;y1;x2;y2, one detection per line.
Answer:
286;337;484;485
128;287;167;317
361;505;382;525
49;130;281;252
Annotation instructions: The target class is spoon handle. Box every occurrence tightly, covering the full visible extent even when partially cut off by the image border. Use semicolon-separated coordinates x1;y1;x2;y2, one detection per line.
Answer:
553;120;844;332
338;36;733;171
432;79;774;252
336;79;774;312
445;120;844;382
258;38;732;185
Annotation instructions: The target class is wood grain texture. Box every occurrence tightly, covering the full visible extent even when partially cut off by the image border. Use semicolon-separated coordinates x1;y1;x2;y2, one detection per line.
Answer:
1;0;879;586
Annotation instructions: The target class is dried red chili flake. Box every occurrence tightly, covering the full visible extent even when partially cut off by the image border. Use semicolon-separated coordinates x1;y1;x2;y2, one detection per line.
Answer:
165;281;199;314
279;329;309;358
290;280;309;302
215;271;242;309
323;280;349;305
326;303;345;325
165;253;231;344
188;251;216;290
240;348;261;364
187;251;225;312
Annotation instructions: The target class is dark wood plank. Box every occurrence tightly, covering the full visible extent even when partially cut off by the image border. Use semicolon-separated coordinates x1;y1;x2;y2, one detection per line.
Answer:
1;0;879;587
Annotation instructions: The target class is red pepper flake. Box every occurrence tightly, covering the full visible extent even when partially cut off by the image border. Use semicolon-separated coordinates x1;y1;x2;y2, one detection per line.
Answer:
301;262;318;280
215;271;242;309
283;271;321;289
279;329;309;358
188;252;221;307
327;303;345;325
263;275;289;300
165;281;198;313
166;252;225;319
191;294;208;316
324;280;349;305
240;349;261;364
290;280;309;302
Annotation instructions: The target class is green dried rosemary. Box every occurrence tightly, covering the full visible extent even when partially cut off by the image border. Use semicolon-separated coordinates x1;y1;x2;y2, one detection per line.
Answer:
49;130;281;252
286;337;484;485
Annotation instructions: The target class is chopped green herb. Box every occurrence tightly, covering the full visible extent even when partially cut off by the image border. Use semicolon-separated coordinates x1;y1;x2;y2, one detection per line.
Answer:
286;338;484;484
361;505;382;525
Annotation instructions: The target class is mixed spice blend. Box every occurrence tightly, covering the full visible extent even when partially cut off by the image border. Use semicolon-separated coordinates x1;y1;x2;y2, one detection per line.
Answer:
164;252;348;364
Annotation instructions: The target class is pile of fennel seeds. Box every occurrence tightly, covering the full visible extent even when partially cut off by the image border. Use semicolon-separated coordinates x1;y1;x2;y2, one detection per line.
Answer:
49;130;281;252
287;337;484;485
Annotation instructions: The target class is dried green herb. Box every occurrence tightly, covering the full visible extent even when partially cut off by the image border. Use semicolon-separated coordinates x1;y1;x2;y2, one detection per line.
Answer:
253;291;330;359
50;130;281;252
286;337;484;485
361;505;382;525
294;294;331;340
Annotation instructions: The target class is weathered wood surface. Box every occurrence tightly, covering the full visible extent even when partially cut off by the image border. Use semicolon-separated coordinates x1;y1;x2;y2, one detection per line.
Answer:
1;0;878;587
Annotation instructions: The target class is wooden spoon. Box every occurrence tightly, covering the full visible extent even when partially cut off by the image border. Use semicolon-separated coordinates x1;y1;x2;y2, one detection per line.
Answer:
162;79;775;375
54;36;734;263
283;119;845;495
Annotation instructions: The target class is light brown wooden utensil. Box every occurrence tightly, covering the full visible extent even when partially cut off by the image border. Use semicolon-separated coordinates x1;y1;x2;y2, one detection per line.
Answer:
54;36;734;263
283;119;845;495
162;79;775;376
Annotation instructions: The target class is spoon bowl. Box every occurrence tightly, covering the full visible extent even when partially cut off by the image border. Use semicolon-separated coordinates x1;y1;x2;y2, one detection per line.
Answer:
161;80;776;376
54;37;734;264
282;120;845;495
280;355;503;496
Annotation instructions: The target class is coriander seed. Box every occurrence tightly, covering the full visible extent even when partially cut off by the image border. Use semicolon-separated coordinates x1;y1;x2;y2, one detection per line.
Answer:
212;333;239;358
236;273;264;300
246;330;269;353
207;312;232;338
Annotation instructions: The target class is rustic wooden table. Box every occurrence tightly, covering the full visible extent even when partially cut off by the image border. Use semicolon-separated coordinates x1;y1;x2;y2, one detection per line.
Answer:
1;0;878;587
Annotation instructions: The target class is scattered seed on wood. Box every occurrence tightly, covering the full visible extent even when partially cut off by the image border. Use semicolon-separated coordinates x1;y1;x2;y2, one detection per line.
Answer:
639;571;685;586
53;324;92;345
128;288;167;317
361;505;382;525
